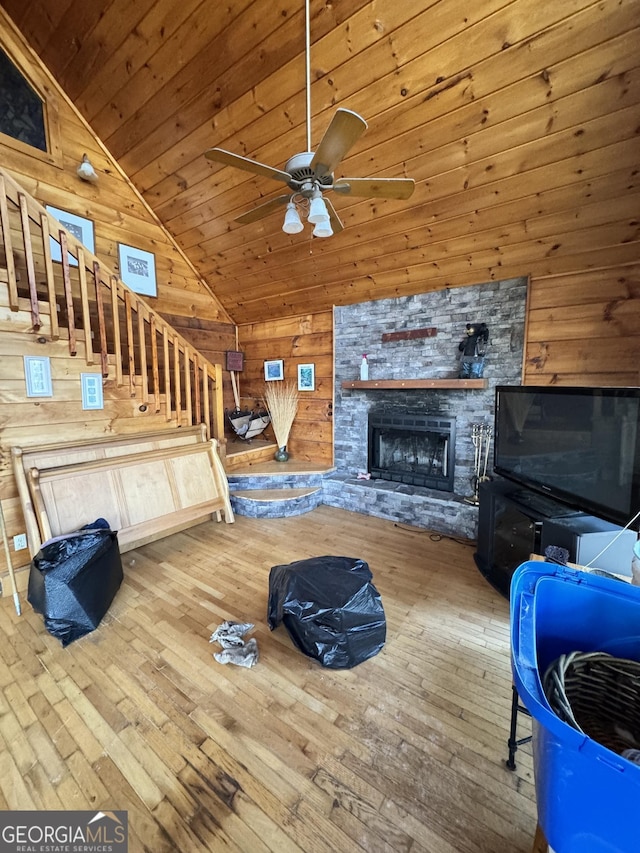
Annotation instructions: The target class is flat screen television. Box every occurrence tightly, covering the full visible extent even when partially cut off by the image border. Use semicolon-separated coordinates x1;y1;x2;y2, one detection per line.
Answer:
494;385;640;528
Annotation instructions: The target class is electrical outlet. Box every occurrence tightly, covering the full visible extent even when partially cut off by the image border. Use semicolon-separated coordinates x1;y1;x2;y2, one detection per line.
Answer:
13;533;27;551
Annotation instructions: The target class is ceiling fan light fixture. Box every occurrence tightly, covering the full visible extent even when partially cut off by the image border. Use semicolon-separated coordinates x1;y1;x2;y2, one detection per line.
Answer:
308;191;330;225
283;202;304;234
312;220;333;238
206;0;414;238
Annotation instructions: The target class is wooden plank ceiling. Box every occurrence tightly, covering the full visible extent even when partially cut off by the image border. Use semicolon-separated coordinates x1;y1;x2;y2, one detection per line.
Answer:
5;0;640;325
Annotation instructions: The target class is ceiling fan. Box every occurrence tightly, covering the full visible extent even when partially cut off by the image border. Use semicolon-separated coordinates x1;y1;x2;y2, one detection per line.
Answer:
204;0;415;238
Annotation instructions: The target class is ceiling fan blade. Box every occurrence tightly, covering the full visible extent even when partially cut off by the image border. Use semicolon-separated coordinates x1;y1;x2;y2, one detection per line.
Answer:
332;177;416;200
324;197;344;234
310;109;368;178
205;148;291;184
235;195;291;225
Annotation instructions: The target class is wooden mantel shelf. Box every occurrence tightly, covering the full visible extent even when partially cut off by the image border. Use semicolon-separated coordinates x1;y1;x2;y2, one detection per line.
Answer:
341;378;488;390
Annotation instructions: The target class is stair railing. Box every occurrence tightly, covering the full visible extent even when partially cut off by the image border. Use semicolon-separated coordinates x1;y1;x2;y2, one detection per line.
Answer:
0;168;224;442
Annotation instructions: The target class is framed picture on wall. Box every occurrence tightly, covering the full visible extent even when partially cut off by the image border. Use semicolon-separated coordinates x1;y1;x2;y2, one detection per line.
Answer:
297;363;315;391
24;355;53;397
118;243;157;296
45;206;95;267
226;350;244;372
264;359;284;381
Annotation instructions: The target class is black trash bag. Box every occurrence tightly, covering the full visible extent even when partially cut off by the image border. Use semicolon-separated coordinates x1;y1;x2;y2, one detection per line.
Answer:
267;555;386;669
28;529;123;646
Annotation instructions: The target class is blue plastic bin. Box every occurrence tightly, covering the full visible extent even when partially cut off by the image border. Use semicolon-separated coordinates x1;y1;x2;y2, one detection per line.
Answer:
511;561;640;853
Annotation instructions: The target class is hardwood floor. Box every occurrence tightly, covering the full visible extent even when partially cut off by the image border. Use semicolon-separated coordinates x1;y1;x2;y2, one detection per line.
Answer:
0;506;536;852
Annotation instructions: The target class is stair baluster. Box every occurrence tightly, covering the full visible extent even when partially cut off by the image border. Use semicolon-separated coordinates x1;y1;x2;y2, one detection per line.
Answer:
93;262;109;377
0;176;19;311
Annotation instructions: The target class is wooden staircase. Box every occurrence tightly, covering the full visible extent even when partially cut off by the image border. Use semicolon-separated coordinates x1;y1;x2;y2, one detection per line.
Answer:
0;168;224;440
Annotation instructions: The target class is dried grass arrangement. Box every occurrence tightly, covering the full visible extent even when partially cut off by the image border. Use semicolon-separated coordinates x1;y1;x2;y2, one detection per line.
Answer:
263;381;299;457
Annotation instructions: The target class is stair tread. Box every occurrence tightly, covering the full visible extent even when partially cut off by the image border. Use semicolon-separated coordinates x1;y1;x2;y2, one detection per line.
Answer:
229;461;334;476
231;487;319;501
226;437;276;457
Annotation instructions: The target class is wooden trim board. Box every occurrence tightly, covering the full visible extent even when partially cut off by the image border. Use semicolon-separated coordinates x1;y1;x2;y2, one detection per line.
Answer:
342;379;487;389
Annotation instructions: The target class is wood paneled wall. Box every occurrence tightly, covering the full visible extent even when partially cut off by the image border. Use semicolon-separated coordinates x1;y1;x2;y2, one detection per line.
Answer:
238;312;334;463
0;9;230;325
525;263;640;386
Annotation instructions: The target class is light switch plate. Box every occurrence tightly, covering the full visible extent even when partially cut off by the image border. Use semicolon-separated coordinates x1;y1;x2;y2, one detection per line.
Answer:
13;533;27;551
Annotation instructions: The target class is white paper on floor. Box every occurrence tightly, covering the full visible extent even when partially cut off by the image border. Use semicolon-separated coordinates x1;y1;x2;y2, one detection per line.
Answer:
209;621;259;668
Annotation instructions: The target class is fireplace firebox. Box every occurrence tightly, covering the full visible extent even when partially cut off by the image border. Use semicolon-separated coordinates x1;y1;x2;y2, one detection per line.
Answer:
368;411;456;491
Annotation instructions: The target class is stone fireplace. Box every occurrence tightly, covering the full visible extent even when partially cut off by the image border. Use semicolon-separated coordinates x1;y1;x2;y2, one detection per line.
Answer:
323;277;528;539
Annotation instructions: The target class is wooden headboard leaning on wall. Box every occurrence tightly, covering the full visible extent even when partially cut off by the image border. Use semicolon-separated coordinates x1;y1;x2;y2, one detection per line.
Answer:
11;425;234;556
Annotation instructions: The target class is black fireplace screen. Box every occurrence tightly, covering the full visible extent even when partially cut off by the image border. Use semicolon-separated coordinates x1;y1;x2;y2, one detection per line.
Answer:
368;412;456;491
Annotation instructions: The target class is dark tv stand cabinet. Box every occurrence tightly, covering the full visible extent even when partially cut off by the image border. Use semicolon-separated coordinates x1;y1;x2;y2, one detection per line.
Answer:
474;479;578;598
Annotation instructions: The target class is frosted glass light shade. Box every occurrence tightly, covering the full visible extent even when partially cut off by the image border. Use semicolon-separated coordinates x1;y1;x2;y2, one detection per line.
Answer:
283;202;304;234
308;194;330;224
312;220;333;238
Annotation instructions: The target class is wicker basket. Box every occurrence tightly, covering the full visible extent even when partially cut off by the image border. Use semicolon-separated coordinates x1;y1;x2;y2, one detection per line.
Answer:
543;651;640;759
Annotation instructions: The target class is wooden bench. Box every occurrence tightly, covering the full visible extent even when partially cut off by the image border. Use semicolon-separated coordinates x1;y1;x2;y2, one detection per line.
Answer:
12;425;234;555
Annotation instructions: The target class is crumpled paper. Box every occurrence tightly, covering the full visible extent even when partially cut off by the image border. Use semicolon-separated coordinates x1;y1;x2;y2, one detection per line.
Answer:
209;621;259;668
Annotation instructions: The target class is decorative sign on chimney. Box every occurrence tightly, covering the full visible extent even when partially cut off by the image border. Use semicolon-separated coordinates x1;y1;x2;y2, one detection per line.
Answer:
381;327;437;343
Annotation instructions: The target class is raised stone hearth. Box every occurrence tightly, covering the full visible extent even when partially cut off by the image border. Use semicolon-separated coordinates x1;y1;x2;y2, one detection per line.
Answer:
230;486;322;518
226;464;327;518
322;472;479;539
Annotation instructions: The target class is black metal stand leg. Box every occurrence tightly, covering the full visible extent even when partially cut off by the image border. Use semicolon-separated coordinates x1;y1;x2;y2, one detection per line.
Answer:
506;683;532;770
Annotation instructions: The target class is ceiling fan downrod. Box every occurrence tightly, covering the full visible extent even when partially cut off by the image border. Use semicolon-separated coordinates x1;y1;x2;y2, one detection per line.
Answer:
305;0;312;153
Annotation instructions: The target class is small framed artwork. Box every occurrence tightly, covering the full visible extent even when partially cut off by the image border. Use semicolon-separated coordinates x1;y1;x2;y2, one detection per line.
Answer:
46;205;95;267
298;363;315;391
226;350;244;372
118;243;157;297
81;373;104;410
24;355;53;397
264;359;284;381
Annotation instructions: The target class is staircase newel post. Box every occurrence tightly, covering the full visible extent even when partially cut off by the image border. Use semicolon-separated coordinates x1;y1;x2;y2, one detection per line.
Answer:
163;327;171;421
210;362;225;442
